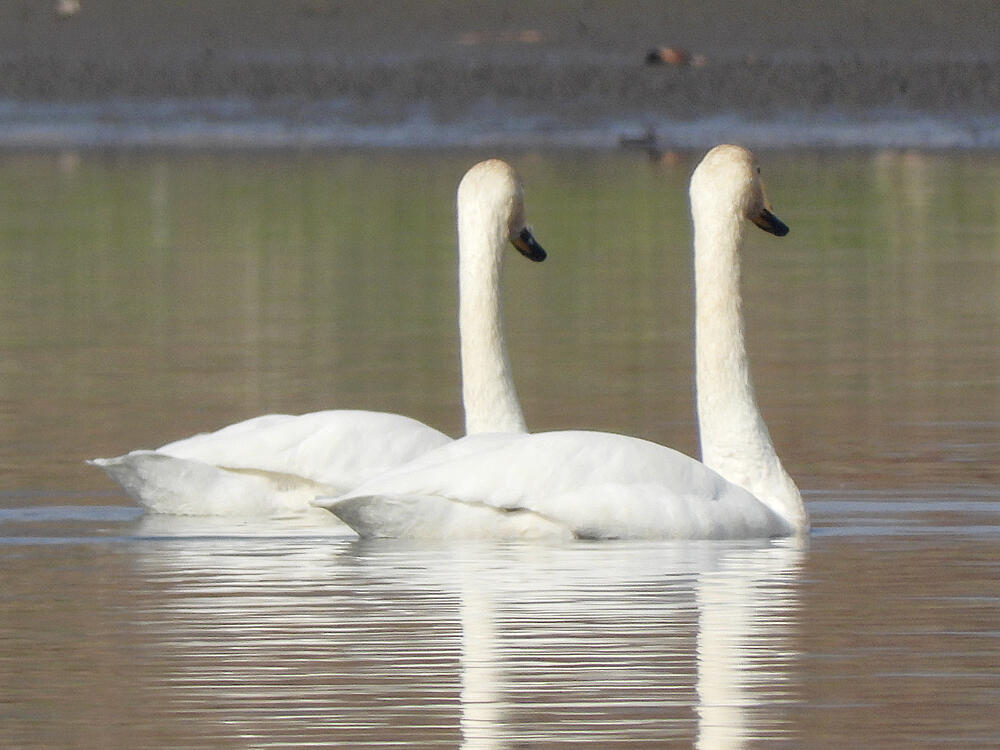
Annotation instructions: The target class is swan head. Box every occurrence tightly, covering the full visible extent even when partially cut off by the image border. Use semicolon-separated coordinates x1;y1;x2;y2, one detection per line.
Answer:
690;145;788;237
458;159;546;262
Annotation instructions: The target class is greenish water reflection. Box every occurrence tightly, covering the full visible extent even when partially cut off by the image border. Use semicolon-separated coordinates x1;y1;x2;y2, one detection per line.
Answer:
0;148;997;499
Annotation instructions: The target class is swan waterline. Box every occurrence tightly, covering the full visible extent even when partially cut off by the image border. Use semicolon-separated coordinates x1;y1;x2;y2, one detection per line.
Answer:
315;145;809;540
89;159;546;518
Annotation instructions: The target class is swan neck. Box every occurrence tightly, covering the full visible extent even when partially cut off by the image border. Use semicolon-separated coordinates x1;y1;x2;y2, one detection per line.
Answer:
458;208;526;435
693;207;807;531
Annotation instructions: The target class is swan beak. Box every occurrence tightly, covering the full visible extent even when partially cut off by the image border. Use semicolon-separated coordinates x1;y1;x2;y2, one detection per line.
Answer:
511;227;547;262
752;208;789;237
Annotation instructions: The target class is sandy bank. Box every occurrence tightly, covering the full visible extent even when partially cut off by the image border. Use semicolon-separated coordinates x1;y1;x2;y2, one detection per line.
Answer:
1;1;998;147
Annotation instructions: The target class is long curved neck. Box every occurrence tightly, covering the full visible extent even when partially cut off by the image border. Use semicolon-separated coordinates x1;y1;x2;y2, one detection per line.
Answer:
693;206;807;531
458;209;526;435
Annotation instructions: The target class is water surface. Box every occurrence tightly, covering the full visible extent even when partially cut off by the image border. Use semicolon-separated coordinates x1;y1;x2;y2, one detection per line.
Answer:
1;148;998;747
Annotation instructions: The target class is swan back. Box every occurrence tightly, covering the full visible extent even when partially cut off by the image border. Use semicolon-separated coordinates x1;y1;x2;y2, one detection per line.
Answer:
89;410;452;517
689;145;807;533
320;430;794;540
457;160;545;435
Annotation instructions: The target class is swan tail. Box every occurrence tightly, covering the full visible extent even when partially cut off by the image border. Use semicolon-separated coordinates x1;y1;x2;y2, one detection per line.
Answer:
318;494;573;540
88;451;335;518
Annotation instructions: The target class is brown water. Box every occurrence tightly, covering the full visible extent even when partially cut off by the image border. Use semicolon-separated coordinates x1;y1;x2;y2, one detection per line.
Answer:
1;148;998;747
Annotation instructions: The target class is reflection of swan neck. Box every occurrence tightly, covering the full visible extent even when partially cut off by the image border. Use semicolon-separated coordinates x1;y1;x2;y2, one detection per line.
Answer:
695;543;804;749
692;185;806;532
458;187;526;435
458;581;502;749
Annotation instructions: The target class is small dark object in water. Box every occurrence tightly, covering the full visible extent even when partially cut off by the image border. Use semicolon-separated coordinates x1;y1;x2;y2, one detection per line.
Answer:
619;128;681;165
620;127;659;151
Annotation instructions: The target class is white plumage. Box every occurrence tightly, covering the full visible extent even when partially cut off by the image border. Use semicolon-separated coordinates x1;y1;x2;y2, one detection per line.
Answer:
90;159;546;518
317;145;809;540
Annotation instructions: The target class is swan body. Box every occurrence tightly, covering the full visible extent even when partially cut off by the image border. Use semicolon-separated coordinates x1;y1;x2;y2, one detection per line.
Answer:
317;145;809;539
89;411;450;518
323;430;791;540
90;159;545;518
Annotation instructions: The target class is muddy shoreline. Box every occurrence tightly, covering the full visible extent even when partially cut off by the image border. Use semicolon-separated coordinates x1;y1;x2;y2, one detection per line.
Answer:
2;1;998;147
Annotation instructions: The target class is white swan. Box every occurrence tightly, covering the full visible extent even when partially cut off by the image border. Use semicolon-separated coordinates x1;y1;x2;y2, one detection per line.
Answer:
89;159;546;518
315;145;809;539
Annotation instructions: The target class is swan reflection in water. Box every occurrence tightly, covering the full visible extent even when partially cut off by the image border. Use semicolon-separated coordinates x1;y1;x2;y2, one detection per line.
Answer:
437;541;804;748
131;516;804;747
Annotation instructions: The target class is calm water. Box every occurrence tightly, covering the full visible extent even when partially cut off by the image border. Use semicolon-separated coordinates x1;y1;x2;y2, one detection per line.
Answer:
0;148;998;747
